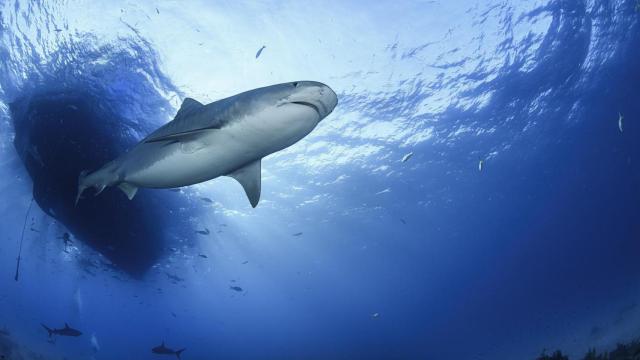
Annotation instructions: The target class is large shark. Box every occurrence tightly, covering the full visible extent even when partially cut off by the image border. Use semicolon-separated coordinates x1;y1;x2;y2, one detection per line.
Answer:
41;323;82;338
76;81;337;207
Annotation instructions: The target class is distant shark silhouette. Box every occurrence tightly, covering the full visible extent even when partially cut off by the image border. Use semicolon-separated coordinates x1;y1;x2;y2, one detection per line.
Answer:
152;341;186;359
41;323;82;338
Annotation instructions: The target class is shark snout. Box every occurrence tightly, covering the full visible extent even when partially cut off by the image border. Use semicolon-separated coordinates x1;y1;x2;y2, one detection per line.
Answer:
318;84;338;119
290;81;338;120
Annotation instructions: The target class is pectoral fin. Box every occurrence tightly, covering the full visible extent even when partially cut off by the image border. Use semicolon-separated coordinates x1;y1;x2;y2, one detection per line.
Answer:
227;160;261;208
118;182;138;200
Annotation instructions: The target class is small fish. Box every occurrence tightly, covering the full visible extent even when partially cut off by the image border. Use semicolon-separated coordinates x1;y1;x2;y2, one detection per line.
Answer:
198;254;208;259
171;312;177;318
156;7;160;14
200;197;213;203
165;273;185;282
400;218;406;225
292;232;303;237
618;112;624;133
371;312;380;319
478;159;484;172
401;152;413;163
255;45;266;59
195;228;210;235
242;260;249;265
229;286;243;292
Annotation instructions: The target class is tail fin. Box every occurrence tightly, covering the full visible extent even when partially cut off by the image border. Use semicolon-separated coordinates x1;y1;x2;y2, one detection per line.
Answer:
75;170;89;206
41;324;53;338
175;348;186;359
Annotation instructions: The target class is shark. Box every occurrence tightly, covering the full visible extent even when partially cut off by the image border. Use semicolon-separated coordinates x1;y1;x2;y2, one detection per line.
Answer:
41;323;82;338
76;81;338;208
152;341;186;359
165;272;185;282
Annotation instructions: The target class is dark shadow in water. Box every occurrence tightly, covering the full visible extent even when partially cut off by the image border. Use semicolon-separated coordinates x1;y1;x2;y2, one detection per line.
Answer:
10;92;190;277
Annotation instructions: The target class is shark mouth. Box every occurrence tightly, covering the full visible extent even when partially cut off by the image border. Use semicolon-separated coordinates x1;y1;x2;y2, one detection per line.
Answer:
291;101;321;117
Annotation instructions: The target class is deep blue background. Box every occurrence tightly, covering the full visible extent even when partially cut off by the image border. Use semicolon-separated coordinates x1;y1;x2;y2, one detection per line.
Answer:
0;0;638;359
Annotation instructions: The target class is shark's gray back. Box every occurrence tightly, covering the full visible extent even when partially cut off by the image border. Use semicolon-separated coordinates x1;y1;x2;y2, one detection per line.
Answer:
143;87;273;143
142;98;230;142
118;91;258;174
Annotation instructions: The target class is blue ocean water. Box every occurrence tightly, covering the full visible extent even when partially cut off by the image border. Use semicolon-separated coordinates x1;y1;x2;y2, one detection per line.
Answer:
0;0;638;359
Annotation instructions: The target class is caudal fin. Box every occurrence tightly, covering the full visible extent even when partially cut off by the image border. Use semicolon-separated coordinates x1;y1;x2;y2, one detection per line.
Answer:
41;324;53;338
175;348;186;359
75;170;89;206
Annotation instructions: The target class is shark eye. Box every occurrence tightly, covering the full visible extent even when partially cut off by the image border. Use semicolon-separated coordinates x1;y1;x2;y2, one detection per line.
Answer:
292;82;299;87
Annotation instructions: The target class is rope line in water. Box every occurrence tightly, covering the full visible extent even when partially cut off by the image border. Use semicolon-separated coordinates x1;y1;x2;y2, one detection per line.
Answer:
15;197;34;282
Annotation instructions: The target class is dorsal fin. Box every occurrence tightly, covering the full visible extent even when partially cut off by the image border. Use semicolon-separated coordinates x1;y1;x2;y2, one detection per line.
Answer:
175;98;204;120
227;159;261;208
143;98;218;144
65;323;69;329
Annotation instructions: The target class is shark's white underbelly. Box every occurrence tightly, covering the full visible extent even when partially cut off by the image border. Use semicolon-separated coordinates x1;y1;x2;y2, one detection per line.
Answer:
120;106;318;188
